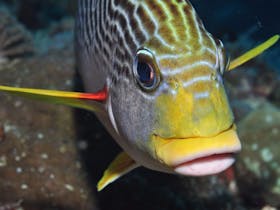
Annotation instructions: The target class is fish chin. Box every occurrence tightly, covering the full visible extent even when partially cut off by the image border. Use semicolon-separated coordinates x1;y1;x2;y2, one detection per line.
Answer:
174;153;235;176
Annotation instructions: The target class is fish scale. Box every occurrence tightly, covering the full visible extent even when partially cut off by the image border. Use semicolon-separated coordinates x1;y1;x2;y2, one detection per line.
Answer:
76;0;219;104
77;1;214;58
0;0;278;191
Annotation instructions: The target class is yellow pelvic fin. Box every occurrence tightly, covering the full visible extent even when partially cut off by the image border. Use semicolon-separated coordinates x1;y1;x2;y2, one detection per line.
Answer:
0;85;106;112
228;34;279;71
97;152;139;191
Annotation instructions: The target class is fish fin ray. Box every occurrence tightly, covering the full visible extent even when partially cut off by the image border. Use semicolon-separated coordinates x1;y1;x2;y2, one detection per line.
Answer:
228;34;279;71
97;151;139;191
0;85;107;112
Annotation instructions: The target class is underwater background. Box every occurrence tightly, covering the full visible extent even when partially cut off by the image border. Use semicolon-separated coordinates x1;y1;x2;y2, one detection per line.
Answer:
0;0;279;210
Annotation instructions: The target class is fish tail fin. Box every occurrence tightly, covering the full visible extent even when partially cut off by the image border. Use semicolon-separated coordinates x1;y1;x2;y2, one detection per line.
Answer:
228;34;279;71
0;85;107;112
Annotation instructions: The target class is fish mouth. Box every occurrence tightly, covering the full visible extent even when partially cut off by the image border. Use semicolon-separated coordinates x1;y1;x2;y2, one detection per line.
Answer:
151;126;241;176
174;153;235;176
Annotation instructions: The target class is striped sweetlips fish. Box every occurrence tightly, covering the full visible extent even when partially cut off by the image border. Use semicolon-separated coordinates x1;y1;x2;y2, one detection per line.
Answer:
0;0;278;191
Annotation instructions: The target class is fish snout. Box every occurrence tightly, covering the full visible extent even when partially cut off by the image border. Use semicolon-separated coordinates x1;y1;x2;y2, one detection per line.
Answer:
155;81;234;138
150;126;241;176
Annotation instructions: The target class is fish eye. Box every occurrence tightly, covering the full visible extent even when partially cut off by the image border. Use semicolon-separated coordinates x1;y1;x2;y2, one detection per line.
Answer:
136;62;155;87
133;48;160;91
216;39;230;75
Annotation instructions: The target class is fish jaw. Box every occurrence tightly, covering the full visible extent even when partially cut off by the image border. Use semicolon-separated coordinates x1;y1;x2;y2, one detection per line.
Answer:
150;126;241;176
174;153;235;176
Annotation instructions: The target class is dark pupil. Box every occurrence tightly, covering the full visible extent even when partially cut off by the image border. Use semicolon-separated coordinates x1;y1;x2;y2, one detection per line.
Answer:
137;62;154;86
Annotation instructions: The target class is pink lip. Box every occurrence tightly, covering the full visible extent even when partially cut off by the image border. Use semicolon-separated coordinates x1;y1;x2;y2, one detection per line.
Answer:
174;153;235;176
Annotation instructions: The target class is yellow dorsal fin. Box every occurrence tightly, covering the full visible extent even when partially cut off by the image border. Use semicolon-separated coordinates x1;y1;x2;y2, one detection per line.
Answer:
228;34;279;71
0;85;107;112
97;152;139;191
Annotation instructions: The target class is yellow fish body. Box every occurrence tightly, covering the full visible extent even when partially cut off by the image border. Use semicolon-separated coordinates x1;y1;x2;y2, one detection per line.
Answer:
0;0;279;191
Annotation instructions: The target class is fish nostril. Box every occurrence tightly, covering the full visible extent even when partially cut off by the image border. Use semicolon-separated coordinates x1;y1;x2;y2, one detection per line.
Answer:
193;128;200;136
167;78;183;93
210;73;218;81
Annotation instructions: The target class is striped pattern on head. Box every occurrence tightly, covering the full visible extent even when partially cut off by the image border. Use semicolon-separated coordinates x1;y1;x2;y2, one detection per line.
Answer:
76;0;235;173
76;0;225;98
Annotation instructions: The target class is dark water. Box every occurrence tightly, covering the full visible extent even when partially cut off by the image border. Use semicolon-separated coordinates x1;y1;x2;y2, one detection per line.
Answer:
0;1;279;210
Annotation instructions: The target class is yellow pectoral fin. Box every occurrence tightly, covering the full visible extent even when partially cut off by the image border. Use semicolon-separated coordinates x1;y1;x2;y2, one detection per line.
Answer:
97;152;139;191
228;34;279;71
0;85;107;112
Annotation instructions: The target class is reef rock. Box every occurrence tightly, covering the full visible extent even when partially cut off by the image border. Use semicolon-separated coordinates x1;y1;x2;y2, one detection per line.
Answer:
0;40;98;210
235;102;280;208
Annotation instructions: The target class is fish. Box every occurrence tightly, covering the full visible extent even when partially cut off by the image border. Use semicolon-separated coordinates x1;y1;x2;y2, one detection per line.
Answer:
0;0;279;191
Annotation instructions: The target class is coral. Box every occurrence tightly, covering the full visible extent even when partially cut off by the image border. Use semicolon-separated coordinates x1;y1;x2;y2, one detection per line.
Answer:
16;0;76;30
224;26;280;122
235;103;280;208
0;8;33;67
33;17;74;54
269;81;280;108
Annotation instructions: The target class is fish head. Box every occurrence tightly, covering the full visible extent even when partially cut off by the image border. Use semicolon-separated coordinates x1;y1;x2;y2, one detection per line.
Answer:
152;38;233;139
108;30;241;176
149;44;241;175
106;0;242;176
